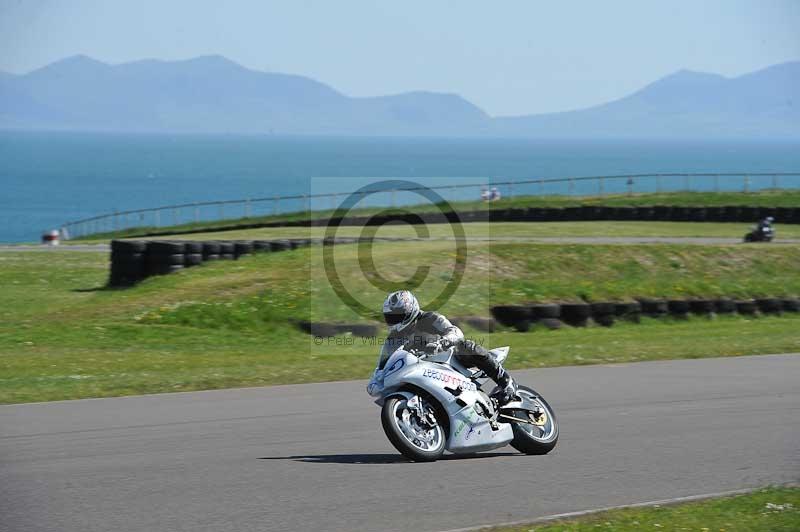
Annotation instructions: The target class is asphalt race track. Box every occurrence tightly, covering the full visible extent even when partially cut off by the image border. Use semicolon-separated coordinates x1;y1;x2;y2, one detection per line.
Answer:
1;354;798;532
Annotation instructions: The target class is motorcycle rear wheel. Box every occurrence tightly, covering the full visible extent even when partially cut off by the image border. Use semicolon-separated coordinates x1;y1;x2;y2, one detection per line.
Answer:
506;385;559;455
381;396;446;462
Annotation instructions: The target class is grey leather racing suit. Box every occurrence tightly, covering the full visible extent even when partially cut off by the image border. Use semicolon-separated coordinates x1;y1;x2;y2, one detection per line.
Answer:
376;311;511;388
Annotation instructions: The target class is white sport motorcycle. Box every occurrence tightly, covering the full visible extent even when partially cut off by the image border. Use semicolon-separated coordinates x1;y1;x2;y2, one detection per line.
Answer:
367;344;558;462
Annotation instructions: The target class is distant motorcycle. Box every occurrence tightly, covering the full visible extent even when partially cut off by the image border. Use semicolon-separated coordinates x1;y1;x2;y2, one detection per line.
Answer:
744;225;774;242
367;344;558;462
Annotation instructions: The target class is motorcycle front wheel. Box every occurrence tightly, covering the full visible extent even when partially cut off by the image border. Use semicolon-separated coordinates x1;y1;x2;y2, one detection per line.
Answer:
381;395;446;462
505;385;559;455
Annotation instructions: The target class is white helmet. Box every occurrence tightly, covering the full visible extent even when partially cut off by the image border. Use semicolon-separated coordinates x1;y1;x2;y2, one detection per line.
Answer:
382;290;420;334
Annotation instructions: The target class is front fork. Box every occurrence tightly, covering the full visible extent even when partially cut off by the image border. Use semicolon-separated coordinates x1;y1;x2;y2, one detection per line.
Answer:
406;395;438;427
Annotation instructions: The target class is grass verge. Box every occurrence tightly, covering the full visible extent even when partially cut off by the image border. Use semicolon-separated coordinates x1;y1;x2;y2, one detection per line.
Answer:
127;220;800;241
2;242;799;403
486;486;799;532
73;189;800;241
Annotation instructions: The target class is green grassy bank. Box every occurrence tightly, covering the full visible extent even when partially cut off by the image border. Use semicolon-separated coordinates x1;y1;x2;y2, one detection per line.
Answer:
73;189;800;241
489;486;799;532
1;239;799;403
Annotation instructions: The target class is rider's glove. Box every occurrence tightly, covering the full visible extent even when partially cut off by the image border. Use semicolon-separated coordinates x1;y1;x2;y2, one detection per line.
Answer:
425;340;442;352
439;337;455;349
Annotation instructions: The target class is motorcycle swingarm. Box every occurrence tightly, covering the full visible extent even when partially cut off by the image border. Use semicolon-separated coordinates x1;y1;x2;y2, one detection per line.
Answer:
498;412;539;425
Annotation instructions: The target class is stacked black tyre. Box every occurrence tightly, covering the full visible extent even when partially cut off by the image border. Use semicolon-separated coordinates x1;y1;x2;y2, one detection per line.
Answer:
560;302;591;327
184;241;204;267
530;303;561;330
615;301;642;323
234;241;254;259
490;305;532;332
147;241;186;276
203;241;221;261
271;239;292;252
589;302;615;326
219;242;235;260
109;240;148;287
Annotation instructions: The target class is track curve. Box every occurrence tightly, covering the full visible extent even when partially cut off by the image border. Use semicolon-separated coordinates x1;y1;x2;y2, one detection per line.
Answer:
1;354;798;532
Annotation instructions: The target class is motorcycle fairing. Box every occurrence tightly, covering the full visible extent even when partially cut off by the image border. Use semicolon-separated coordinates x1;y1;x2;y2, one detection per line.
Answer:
377;348;514;453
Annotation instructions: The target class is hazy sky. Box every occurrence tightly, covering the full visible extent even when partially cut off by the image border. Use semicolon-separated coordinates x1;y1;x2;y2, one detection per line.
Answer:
1;0;798;115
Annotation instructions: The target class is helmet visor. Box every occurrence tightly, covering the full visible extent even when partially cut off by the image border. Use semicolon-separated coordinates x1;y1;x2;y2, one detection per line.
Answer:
383;312;405;326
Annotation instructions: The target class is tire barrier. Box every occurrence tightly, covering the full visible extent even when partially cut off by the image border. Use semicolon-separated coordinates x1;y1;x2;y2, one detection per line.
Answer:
560;302;592;327
234;241;254;258
755;297;782;314
735;300;758;315
104;203;800;240
638;298;668;317
218;241;235;260
108;237;356;287
590;301;616;327
108;236;401;287
463;316;497;333
688;299;715;316
108;239;148;286
615;301;642;323
146;241;185;276
667;299;690;318
486;295;798;333
539;318;563;330
530;303;560;320
489;305;532;332
715;298;737;314
782;297;800;312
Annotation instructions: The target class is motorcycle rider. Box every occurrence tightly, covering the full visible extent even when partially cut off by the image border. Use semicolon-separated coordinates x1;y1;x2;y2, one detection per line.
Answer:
747;216;775;241
372;290;518;404
758;216;775;232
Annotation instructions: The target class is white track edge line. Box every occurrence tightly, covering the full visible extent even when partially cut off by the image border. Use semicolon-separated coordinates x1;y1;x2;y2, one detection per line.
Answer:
437;485;787;532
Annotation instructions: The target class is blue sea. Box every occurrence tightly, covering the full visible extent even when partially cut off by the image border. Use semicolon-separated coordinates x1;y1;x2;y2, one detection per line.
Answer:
1;131;799;242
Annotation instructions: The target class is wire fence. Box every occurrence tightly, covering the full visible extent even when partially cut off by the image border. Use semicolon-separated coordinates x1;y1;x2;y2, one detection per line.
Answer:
61;172;800;239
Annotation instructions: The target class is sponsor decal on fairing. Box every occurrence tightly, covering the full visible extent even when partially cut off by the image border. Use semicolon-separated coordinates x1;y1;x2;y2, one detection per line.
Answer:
421;368;477;391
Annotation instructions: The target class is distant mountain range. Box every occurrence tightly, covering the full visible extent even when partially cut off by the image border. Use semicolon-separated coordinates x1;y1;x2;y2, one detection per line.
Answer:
1;55;797;138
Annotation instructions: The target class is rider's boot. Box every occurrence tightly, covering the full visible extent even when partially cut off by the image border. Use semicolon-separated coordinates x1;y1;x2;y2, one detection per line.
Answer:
457;339;519;407
493;366;518;407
